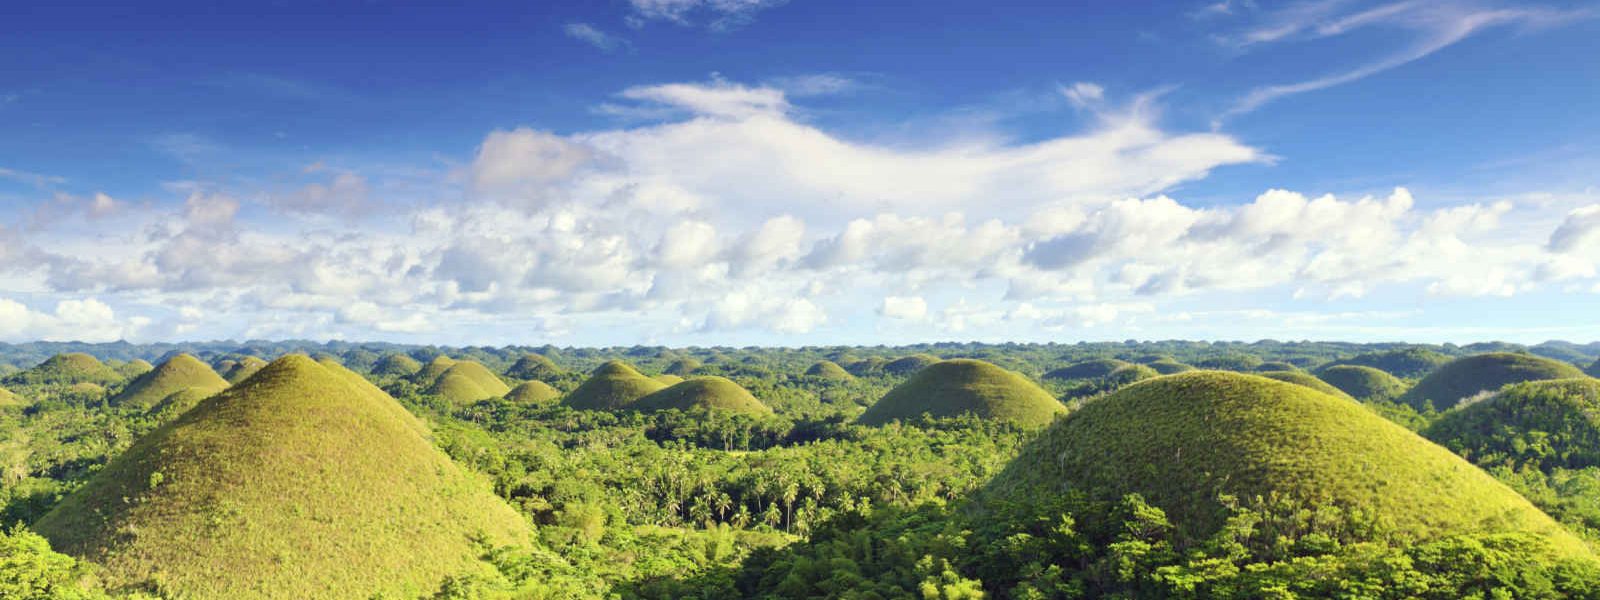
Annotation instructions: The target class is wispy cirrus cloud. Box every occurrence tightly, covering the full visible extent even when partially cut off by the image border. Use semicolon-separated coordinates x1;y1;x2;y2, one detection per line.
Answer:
626;0;789;31
564;22;631;52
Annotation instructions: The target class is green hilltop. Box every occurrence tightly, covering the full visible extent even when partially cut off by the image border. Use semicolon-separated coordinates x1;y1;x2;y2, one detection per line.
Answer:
426;361;512;405
221;356;268;384
505;380;561;405
1316;364;1408;401
804;360;855;380
883;353;940;376
1400;352;1586;411
411;355;458;385
562;360;668;411
109;354;230;411
115;359;154;379
1042;358;1131;381
505;353;562;381
859;359;1066;429
372;352;423;377
653;373;686;385
32;355;530;599
630;376;773;416
1426;378;1600;472
1258;370;1355;401
1146;359;1195;374
981;371;1592;556
4;353;123;387
1253;361;1301;373
1329;347;1453;379
662;357;702;376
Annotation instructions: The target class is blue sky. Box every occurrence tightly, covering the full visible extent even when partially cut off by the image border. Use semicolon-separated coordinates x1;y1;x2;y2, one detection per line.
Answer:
1;0;1598;346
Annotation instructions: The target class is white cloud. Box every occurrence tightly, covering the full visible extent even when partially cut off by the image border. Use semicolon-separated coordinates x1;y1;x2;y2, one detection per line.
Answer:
616;81;791;119
470;127;594;208
269;171;373;217
878;296;928;320
626;0;788;30
1549;205;1600;253
564;22;629;52
1062;82;1105;108
0;297;145;342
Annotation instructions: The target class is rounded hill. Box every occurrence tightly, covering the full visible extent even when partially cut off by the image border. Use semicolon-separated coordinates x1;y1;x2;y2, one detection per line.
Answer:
1425;378;1600;472
426;361;512;405
505;353;562;381
411;355;457;384
858;359;1066;429
221;356;268;385
1329;348;1452;379
116;359;154;379
1316;365;1408;401
109;354;230;411
505;381;560;405
883;354;940;376
631;376;772;416
1400;352;1586;411
5;353;123;386
804;360;854;381
32;355;530;599
1146;359;1195;375
982;371;1590;555
662;357;702;376
372;353;423;377
1258;370;1355;401
562;360;667;411
1042;358;1130;381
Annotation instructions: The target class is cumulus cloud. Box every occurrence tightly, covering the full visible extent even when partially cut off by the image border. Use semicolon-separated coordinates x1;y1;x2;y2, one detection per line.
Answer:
470;128;594;209
878;296;928;320
268;171;373;217
1549;205;1600;253
0;297;146;342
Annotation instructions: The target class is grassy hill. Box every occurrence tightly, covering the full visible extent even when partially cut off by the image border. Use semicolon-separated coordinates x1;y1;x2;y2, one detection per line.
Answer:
804;360;854;381
981;371;1592;555
0;386;23;409
562;360;668;411
411;355;457;384
109;354;230;411
1106;363;1159;386
4;353;123;387
1042;358;1131;381
426;361;512;405
505;353;562;381
32;355;529;599
221;356;268;384
1146;359;1195;374
1426;378;1600;472
1316;364;1408;401
115;359;154;379
883;354;940;376
630;376;773;416
653;373;686;385
505;380;561;405
1253;361;1300;373
662;357;702;376
1258;370;1355;401
859;359;1066;428
372;353;423;377
1400;352;1587;411
1329;347;1452;379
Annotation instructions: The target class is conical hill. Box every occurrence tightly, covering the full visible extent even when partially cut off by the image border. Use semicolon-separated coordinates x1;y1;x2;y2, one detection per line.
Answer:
561;360;667;411
222;356;268;385
4;353;123;386
1315;365;1408;401
372;353;423;377
109;353;230;411
426;361;512;405
631;376;772;416
505;353;562;381
858;359;1065;428
804;360;854;380
505;381;560;405
1400;352;1586;411
411;355;457;384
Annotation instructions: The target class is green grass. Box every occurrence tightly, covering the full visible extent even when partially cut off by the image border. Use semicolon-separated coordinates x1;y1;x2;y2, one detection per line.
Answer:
1253;361;1301;373
981;371;1592;557
32;355;529;599
1043;358;1131;381
3;353;123;387
1401;352;1587;411
1106;363;1159;386
505;381;561;405
426;361;512;405
372;353;423;377
0;386;22;409
859;359;1066;429
411;355;458;385
505;353;562;381
221;356;268;384
883;353;940;376
1147;359;1196;374
804;360;854;381
662;358;702;377
561;360;668;411
630;376;773;416
1329;347;1453;379
115;359;154;379
1258;370;1356;401
653;373;686;385
1426;378;1600;472
1316;364;1408;401
109;354;230;411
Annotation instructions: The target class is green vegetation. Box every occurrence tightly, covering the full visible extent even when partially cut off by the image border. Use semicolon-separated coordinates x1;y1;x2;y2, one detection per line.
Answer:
1588;358;1600;378
1043;358;1131;381
653;373;686;385
1191;353;1264;371
562;360;668;411
425;361;512;405
1146;359;1195;374
220;356;267;384
662;357;702;376
411;355;457;385
504;380;561;405
803;360;854;381
1258;370;1356;400
860;359;1066;428
631;376;773;416
505;353;562;381
114;359;154;379
1427;379;1600;473
0;386;22;409
1329;347;1453;379
1254;361;1301;372
1317;364;1409;401
32;355;529;599
372;352;423;377
1402;352;1587;411
3;353;122;387
883;353;940;376
1106;363;1159;386
108;354;229;411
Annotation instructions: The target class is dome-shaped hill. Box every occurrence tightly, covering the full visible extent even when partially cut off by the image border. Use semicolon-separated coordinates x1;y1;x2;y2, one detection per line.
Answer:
562;360;668;411
116;359;154;379
1317;365;1408;401
804;360;854;381
505;353;562;381
1105;363;1159;387
884;354;940;376
372;353;423;377
859;359;1066;429
411;355;457;385
32;355;529;598
426;361;512;405
1191;353;1264;371
222;356;268;385
981;371;1591;555
1253;361;1300;373
662;357;702;376
1258;370;1354;401
4;353;123;386
1400;353;1586;411
1042;358;1131;381
1426;378;1600;472
846;357;887;376
110;354;230;411
1329;348;1452;379
1147;359;1195;375
631;376;772;416
505;381;560;405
